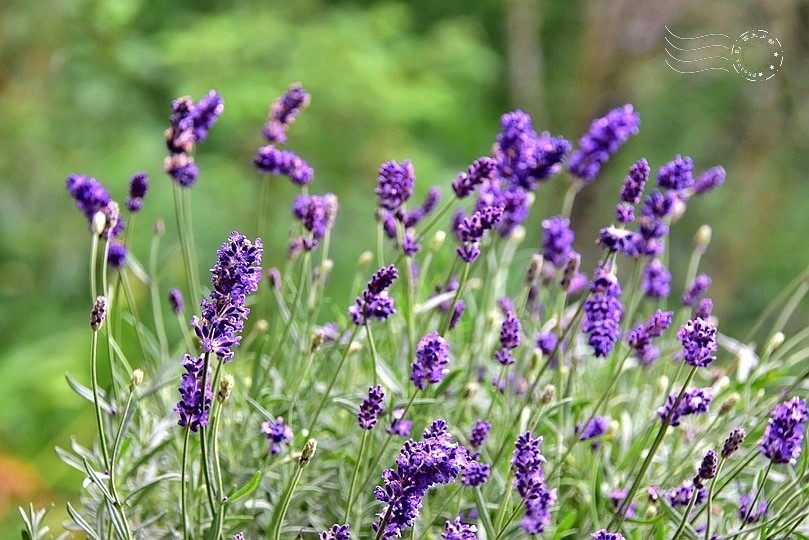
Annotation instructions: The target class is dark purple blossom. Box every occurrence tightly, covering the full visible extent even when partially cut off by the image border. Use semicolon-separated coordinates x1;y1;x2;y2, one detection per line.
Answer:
174;353;213;431
665;480;707;507
126;171;148;212
536;330;558;356
474;181;527;237
375;160;415;213
164;153;199;187
657;155;694;191
453;157;497;199
470;420;491;449
677;317;718;368
609;489;635;519
374;420;468;539
619;158;650;204
693;166;726;195
320;524;350;540
460;459;490;487
541;216;575;268
597;226;640;256
694;450;718;486
232;533;245;540
642;189;677;219
591;530;625;540
511;432;556;534
721;428;746;458
190;91;224;142
642;258;671;299
657;387;714;426
66;174;121;233
615;203;634;223
261;416;293;455
582;263;623;358
568;104;640;182
682;274;711;307
411;331;450;390
456;206;504;262
168;288;184;315
349;265;398;325
739;494;768;523
387;408;413;437
449;300;465;330
164;92;223;187
760;397;808;465
263;83;311;144
402;231;420;257
695;298;713;320
494;311;521;366
107;242;127;268
359;385;385;430
442;517;478;540
626;309;672;366
576;416;609;449
254;145;314;185
291;193;338;252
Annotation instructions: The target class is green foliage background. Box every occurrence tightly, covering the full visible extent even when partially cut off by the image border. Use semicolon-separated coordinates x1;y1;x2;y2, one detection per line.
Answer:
1;0;807;533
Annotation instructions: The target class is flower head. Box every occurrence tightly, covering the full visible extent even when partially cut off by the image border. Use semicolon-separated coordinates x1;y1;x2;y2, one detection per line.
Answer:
411;331;451;390
626;309;673;366
568;104;640;182
582;263;623;357
263;83;311;144
291;193;338;252
721;427;746;458
470;420;491;449
619;158;650;204
349;265;398;325
168;287;184;315
452;157;497;199
576;416;609;449
174;353;213;431
126;171;149;212
760;397;808;465
358;385;385;430
541;216;575;268
164;91;223;187
261;417;293;455
694;166;726;195
592;530;625;540
387;408;413;437
320;524;351;540
460;459;490;487
642;258;671;299
376;160;415;213
254;145;314;185
442;517;478;540
657;155;694;191
677;317;718;367
455;206;504;262
657;387;713;426
739;494;768;524
107;242;127;268
511;432;556;534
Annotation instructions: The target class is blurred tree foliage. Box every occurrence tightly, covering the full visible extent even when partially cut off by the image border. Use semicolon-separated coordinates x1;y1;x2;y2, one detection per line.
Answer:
0;0;807;530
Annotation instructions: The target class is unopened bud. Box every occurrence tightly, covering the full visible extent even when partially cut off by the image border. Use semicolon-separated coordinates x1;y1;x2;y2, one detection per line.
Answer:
645;505;658;519
766;332;785;353
90;296;107;330
218;374;234;403
254;319;269;333
509;225;526;245
429;230;446;252
130;369;144;390
299;438;317;467
657;375;669;394
266;268;282;291
719;393;739;415
608;420;619;438
466;277;482;291
561;253;581;290
695;225;712;251
721;427;746;458
348;341;362;356
540;384;555;404
463;382;479;399
102;201;120;237
526;254;543;284
92;211;107;236
153;219;165;236
320;259;334;277
358;251;374;270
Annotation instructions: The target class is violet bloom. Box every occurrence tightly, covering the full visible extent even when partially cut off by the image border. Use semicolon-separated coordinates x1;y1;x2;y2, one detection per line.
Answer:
349;265;398;325
511;432;556;534
665;480;707;507
657;387;714;426
456;206;504;262
619;158;650;204
452;157;497;199
592;530;625;540
66;174;124;236
739;494;768;523
536;330;559;357
411;331;450;390
657;155;695;191
582;263;624;358
107;242;127;268
401;186;442;228
320;524;351;540
232;533;245;540
568;104;640;182
615;203;634;223
470;420;491;449
163;91;223;187
460;459;490;487
174;353;213;431
693;166;725;195
263;83;311;144
721;427;746;458
449;300;465;331
474;181;529;237
626;309;673;366
442;517;478;540
374;420;468;539
597;226;641;256
541;216;575;268
760;397;808;465
358;385;385;430
608;489;636;519
267;267;282;290
290;193;338;252
125;171;148;212
387;408;413;437
495;311;521;366
642;258;671;299
678;317;718;368
682;274;711;306
190;232;263;362
190;91;225;142
576;416;609;449
168;288;184;315
695;298;713;320
375;160;415;213
254;145;314;185
261;416;293;455
694;450;718;487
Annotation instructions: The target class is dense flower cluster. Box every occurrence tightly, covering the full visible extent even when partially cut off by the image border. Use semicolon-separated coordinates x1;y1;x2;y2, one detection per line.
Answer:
511;432;556;534
374;420;468;539
387;408;413;438
290;193;339;253
254;146;314;185
576;416;609;449
442;517;477;540
452;157;497;199
693;166;726;195
460;459;490;487
541;216;575;268
657;387;714;426
721;427;746;458
656;154;694;191
694;449;718;487
125;171;149;213
411;331;451;390
591;530;625;540
168;288;184;315
254;85;313;185
263;83;311;144
320;523;351;540
609;489;635;519
568;104;640;182
174;353;213;431
349;265;398;325
682;274;711;307
469;420;491;449
495;307;521;366
455;206;504;262
677;317;718;367
665;479;707;507
358;385;385;430
261;416;293;455
626;309;673;366
376;160;415;213
619;158;650;205
642;258;671;299
582;263;623;357
739;494;768;523
760;397;808;465
164;91;224;187
66;174;127;265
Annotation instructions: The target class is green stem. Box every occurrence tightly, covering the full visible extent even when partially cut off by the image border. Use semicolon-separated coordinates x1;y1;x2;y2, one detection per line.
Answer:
344;429;369;523
265;252;309;382
306;325;360;435
270;465;305;540
208;385;226;540
703;457;724;540
148;229;169;359
561;182;582;219
181;427;191;540
90;330;112;473
738;461;772;532
197;352;216;514
440;262;470;336
671;481;700;540
173;183;201;309
366;324;380;386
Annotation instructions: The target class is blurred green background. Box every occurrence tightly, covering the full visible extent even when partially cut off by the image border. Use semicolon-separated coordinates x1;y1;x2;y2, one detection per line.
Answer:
1;0;807;533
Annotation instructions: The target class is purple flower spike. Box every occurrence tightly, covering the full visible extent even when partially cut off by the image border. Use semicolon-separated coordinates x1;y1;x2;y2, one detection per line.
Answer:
320;524;350;540
470;420;491;449
627;309;673;366
597;226;640;256
657;155;694;191
349;265;398;325
164;153;199;187
609;489;635;519
358;385;385;430
174;353;213;431
66;174;112;227
657;387;713;426
291;193;338;252
107;242;127;268
254;145;314;185
163;92;223;188
642;258;671;299
411;331;451;390
739;494;768;523
460;459;490;487
582;263;624;358
456;206;504;263
619;158;650;204
190;91;225;143
665;480;707;507
263;83;311;144
568;104;640;182
261;416;293;455
576;416;609;449
168;287;184;315
387;408;413;437
694;166;726;195
592;530;625;540
760;397;808;465
678;317;718;368
126;171;149;212
511;432;556;534
376;160;415;213
442;517;478;540
449;300;465;330
542;216;575;268
615;203;635;223
682;274;711;306
452;157;497;199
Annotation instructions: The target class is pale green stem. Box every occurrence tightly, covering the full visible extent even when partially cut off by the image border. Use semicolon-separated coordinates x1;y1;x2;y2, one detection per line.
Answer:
671;481;701;540
738;461;772;532
180;427;191;540
703;457;725;540
306;325;360;435
344;429;369;523
269;465;305;540
148;229;169;358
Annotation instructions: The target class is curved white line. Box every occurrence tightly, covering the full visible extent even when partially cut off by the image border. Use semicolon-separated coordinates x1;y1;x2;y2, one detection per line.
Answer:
665;48;731;63
665;60;730;74
665;25;730;41
664;36;730;51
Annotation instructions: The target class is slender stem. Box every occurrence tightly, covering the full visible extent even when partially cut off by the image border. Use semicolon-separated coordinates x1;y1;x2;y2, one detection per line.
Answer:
173;183;200;309
269;465;305;540
306;325;360;435
148;229;169;359
561;182;582;219
180;427;191;540
208;385;226;540
285;347;317;419
441;262;470;336
671;482;700;540
91;330;112;472
703;457;724;540
366;324;380;386
739;461;772;532
266;252;309;379
494;470;515;533
197;352;216;514
374;504;394;540
344;429;369;523
90;233;100;300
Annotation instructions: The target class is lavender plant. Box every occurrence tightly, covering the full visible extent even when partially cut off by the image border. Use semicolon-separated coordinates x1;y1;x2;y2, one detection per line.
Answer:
23;83;809;540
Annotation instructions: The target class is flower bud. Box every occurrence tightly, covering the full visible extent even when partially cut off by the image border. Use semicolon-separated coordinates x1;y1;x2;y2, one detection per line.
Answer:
719;393;739;415
130;369;144;390
348;341;362;356
92;211;107;237
766;332;784;353
218;374;234;403
428;230;446;252
526;254;543;284
540;384;555;404
153;219;165;236
254;319;269;333
721;427;746;458
299;438;317;467
90;296;107;330
695;225;712;250
657;376;669;394
358;251;374;270
509;225;526;245
463;382;479;399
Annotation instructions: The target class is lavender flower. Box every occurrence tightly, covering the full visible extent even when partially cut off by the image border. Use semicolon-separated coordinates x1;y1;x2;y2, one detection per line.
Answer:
164;154;199;187
90;296;106;331
760;397;808;465
511;432;556;534
168;288;184;315
107;242;127;268
657;155;694;191
455;206;504;262
349;264;398;325
411;331;451;390
164;92;223;187
452;157;497;199
475;182;528;237
470;420;491;449
582;263;623;358
665;480;707;507
125;171;148;212
374;420;468;539
190;91;225;142
693;166;726;195
626;309;673;366
320;524;351;540
261;416;293;455
460;459;490;487
66;174;119;232
677;317;718;368
375;160;415;213
739;494;768;523
568;104;640;182
232;533;245;540
291;193;338;252
695;298;713;320
721;427;746;458
642;258;671;299
191;232;263;362
536;330;558;356
619;158;650;204
263;83;311;144
494;311;521;366
541;216;575;268
694;450;718;487
449;300;465;331
597;226;640;256
592;530;625;540
174;353;213;431
401;186;442;228
657;387;714;426
442;517;478;540
576;416;609;449
254;145;314;185
609;489;635;519
387;408;413;437
615;203;634;223
267;267;282;290
682;274;711;306
358;385;385;430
